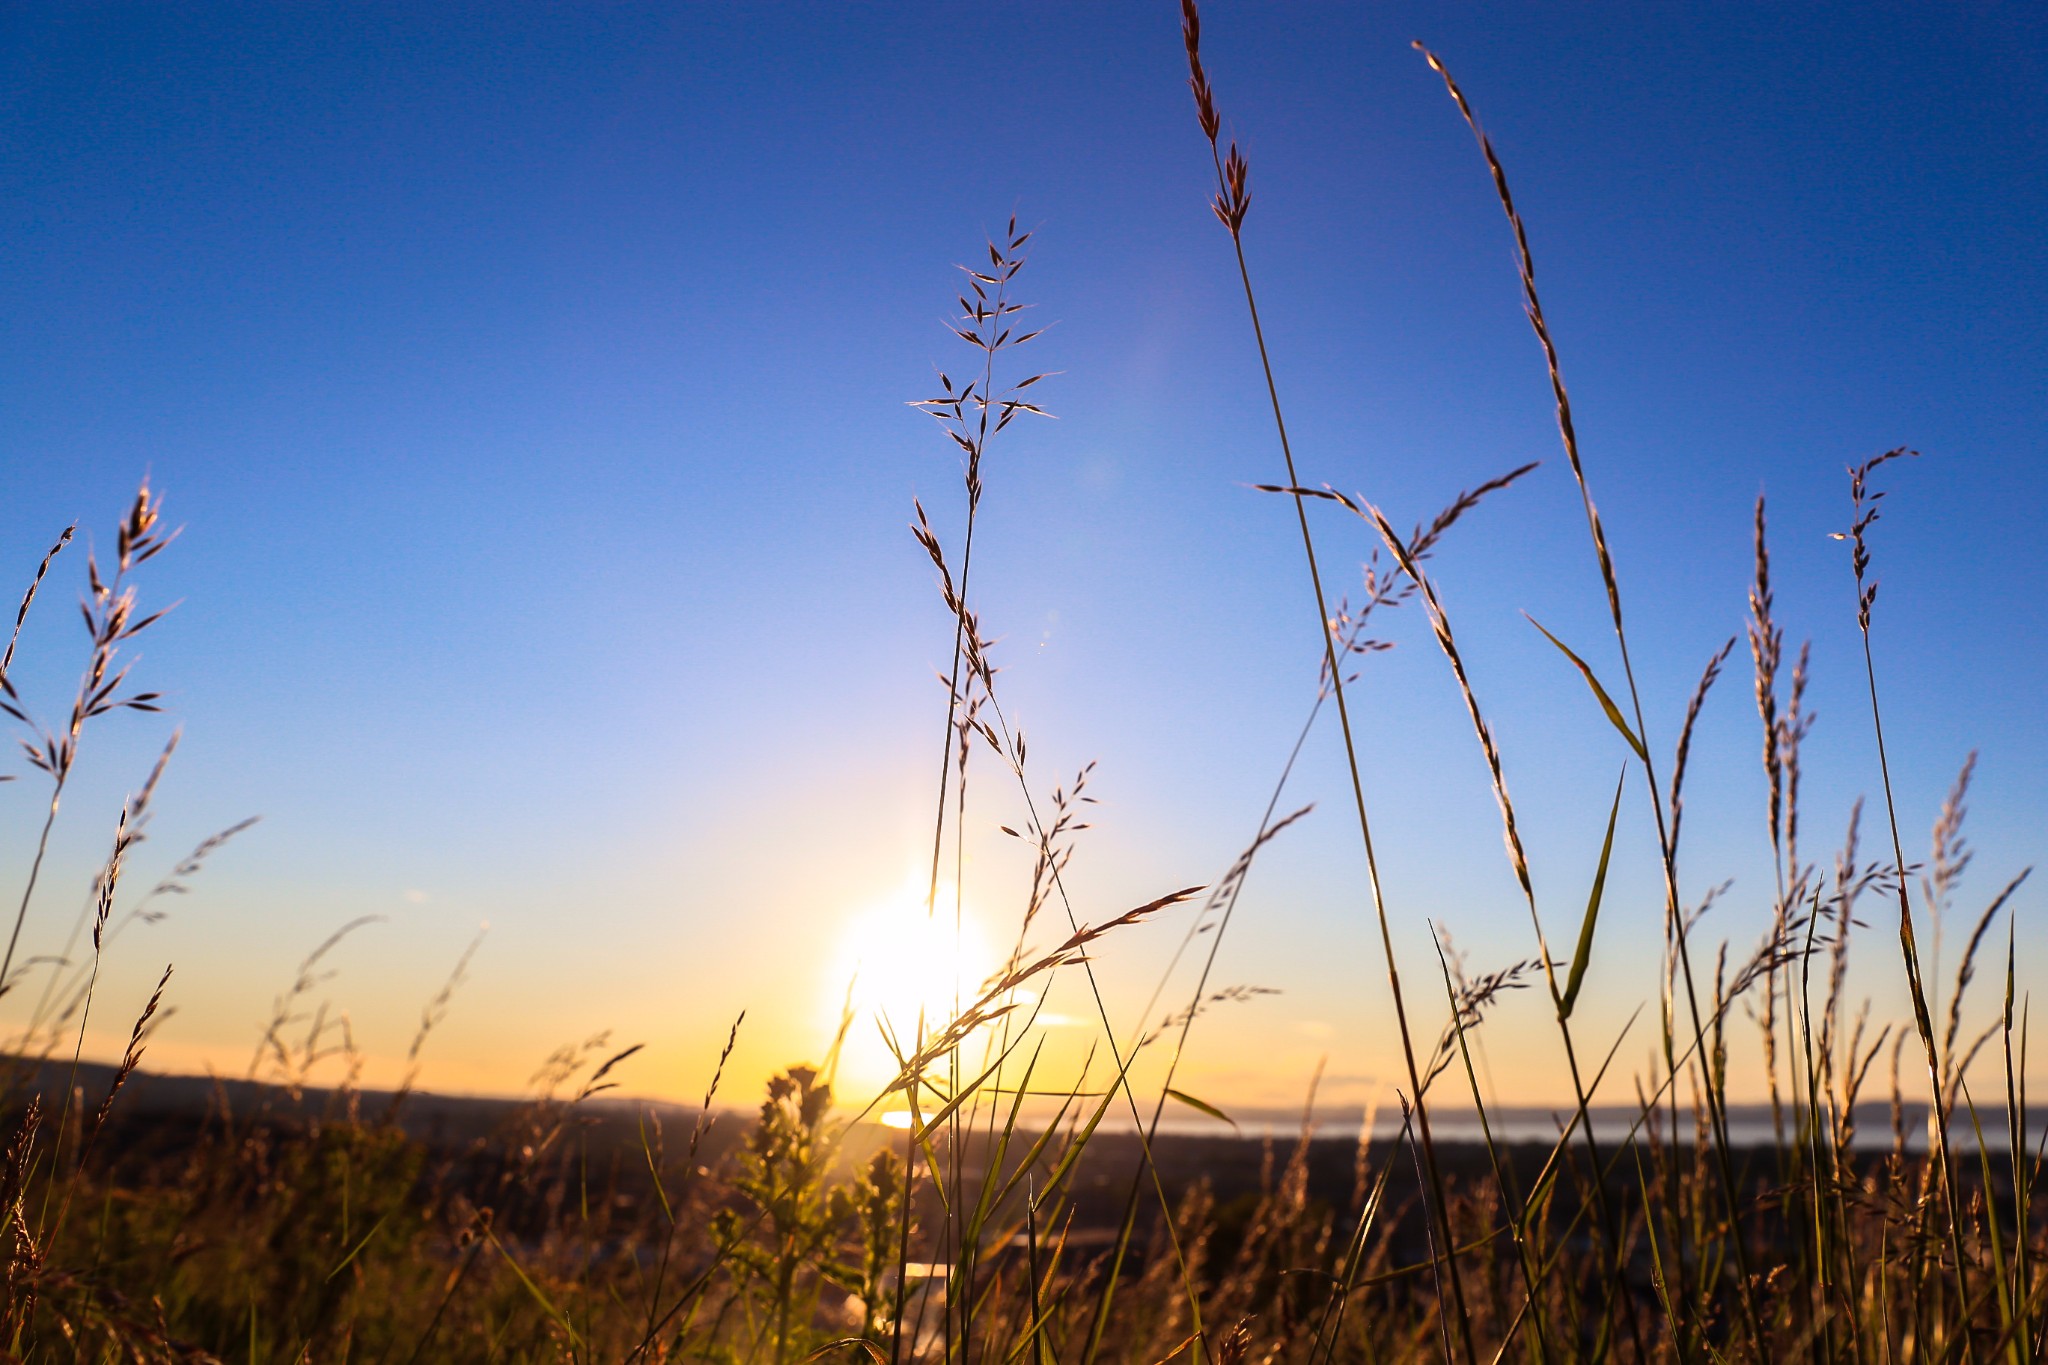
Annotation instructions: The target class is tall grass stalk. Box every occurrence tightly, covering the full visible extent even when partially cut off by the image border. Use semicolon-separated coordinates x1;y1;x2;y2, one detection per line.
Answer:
1839;449;1976;1328
1178;7;1478;1358
1416;42;1769;1349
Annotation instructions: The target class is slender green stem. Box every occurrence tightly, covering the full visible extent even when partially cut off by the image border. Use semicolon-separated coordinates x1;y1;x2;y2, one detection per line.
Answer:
0;791;64;1006
1208;143;1476;1365
1858;627;1975;1330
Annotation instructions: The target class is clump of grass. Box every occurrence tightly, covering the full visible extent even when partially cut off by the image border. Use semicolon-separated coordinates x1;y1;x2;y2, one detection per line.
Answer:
0;15;2032;1364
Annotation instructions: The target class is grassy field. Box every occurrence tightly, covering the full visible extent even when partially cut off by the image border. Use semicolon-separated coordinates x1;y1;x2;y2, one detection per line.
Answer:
0;5;2037;1361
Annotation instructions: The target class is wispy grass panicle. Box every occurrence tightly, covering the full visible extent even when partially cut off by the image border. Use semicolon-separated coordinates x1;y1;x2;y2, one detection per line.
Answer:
1747;496;1807;1162
78;962;170;1173
1410;48;1622;638
908;217;1050;936
249;915;383;1093
1843;447;1918;632
1;481;175;1001
1941;868;2030;1094
1924;751;1978;990
0;526;74;703
1781;641;1814;886
1669;638;1736;861
1748;495;1787;867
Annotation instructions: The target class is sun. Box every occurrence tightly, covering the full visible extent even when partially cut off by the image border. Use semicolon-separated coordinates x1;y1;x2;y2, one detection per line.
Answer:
825;880;1000;1096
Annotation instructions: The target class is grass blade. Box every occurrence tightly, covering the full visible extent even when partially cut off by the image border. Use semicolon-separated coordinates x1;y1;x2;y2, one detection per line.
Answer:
1525;614;1647;763
1163;1088;1237;1131
1559;765;1626;1020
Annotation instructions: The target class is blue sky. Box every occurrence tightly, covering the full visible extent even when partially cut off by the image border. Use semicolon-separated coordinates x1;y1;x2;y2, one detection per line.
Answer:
1;2;2041;1113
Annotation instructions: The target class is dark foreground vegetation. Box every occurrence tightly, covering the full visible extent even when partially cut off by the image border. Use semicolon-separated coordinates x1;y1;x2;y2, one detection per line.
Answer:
0;5;2038;1361
0;1045;2035;1362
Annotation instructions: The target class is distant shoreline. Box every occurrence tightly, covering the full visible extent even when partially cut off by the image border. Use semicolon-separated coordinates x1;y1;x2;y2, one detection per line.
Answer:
23;1056;2033;1154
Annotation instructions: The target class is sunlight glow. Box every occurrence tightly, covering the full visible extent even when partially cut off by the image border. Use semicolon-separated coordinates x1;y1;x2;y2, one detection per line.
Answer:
839;883;994;1032
825;880;1001;1094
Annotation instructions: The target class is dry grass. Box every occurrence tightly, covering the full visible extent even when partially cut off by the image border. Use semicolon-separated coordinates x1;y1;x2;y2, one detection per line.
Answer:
0;10;2035;1363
